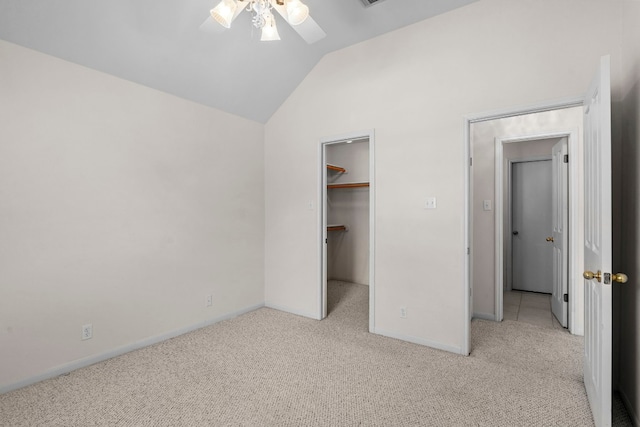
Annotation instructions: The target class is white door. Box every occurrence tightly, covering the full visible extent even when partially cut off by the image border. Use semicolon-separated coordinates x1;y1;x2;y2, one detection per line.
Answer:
583;55;612;427
512;160;553;293
551;139;569;327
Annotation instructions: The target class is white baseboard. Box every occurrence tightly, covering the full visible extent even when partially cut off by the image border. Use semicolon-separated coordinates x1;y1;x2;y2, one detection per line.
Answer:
473;312;497;321
373;328;464;355
264;302;321;320
0;303;264;395
619;388;640;426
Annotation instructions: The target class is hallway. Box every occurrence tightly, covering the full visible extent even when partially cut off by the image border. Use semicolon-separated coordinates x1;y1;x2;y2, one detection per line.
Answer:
503;290;565;330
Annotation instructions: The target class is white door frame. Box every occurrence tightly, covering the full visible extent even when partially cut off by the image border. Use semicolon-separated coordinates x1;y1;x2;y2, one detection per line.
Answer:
319;130;375;332
463;98;583;355
495;132;579;330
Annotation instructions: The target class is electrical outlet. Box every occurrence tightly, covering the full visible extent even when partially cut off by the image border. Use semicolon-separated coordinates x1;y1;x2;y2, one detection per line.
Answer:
81;324;93;340
206;295;213;307
400;307;407;319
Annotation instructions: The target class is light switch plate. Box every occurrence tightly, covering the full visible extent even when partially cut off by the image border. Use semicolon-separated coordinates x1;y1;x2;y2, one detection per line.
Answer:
483;200;492;211
425;197;437;209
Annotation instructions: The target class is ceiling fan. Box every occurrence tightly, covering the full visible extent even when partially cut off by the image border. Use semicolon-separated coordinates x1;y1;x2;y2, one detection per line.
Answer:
203;0;326;43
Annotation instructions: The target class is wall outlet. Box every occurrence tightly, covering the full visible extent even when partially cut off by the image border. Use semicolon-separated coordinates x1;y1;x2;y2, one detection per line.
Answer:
206;295;213;307
400;307;407;319
81;324;93;340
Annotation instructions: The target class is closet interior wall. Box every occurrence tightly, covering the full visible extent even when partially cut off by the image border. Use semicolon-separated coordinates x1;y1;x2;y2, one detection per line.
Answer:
326;140;370;285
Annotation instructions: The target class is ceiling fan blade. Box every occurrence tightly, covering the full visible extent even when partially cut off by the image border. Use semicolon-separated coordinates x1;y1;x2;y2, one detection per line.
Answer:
271;3;326;44
290;16;326;44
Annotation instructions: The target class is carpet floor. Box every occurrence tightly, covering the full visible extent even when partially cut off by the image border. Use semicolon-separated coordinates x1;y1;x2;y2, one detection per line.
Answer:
0;281;632;426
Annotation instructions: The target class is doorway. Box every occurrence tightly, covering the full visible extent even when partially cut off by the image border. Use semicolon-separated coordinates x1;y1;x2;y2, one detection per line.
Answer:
465;105;584;355
463;57;616;424
319;130;375;332
511;159;553;294
495;131;577;331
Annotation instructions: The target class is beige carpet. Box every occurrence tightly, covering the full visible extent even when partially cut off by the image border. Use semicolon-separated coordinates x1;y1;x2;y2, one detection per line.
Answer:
0;281;630;426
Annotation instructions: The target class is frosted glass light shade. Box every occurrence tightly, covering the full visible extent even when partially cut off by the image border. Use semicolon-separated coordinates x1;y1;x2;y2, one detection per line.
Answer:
210;0;237;28
261;15;281;41
286;0;309;25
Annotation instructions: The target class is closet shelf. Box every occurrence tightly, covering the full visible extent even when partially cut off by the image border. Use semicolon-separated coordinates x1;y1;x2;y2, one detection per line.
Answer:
327;225;348;232
327;182;370;189
326;164;347;173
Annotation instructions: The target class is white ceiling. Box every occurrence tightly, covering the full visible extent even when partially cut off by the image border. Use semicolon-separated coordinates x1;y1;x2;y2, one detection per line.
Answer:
0;0;477;122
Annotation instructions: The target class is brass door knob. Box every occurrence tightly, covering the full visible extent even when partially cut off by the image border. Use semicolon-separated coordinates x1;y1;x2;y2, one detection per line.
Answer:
583;270;602;282
546;237;554;242
612;273;629;283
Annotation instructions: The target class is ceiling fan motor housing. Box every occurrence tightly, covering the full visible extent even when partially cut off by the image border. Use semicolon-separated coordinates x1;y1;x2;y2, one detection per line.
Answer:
360;0;386;6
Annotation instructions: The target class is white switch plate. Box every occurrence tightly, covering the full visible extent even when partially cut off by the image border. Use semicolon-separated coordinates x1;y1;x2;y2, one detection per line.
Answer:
425;197;437;209
483;200;492;211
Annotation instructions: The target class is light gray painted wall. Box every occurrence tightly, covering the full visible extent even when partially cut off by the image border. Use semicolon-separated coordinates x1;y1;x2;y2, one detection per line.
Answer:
326;140;370;285
0;40;265;391
618;0;640;423
264;0;623;352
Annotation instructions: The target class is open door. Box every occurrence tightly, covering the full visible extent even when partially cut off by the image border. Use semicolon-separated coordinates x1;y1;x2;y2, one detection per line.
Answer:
551;138;569;327
583;55;615;427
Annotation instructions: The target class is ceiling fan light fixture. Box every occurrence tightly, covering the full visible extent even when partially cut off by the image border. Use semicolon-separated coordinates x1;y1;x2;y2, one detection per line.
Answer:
210;0;237;28
286;0;309;26
261;13;281;41
206;0;322;42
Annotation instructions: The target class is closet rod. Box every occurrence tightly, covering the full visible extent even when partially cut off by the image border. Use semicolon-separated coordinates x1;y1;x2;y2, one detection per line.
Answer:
327;225;348;232
326;164;347;173
327;182;370;189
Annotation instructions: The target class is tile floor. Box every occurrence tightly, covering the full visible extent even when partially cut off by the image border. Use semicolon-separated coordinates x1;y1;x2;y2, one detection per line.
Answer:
503;290;566;330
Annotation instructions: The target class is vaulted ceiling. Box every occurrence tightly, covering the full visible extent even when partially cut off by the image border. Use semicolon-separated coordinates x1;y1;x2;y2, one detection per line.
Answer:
0;0;477;122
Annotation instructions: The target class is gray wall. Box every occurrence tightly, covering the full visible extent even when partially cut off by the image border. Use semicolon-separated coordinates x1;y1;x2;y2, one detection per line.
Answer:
0;40;265;392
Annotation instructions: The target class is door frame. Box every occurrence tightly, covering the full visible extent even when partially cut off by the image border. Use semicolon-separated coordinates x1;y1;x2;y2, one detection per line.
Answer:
505;154;553;294
318;129;375;332
495;132;579;329
463;98;583;355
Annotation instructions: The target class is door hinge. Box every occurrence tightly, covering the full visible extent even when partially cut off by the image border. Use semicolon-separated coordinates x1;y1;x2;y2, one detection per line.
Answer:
564;154;569;163
563;293;568;302
469;157;473;166
467;247;470;255
325;238;328;244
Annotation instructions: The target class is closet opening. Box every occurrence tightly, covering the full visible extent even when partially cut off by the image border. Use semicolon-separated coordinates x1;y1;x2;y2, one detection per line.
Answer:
319;131;375;332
